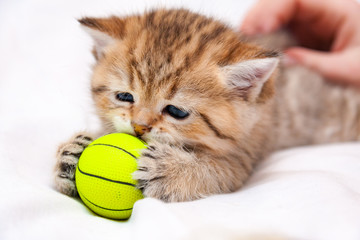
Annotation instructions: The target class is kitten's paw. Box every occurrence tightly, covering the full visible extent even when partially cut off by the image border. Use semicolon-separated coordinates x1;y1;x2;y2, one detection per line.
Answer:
133;143;197;202
54;133;93;197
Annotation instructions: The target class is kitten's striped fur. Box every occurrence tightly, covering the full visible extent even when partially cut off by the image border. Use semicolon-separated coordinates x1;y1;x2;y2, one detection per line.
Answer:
54;9;360;202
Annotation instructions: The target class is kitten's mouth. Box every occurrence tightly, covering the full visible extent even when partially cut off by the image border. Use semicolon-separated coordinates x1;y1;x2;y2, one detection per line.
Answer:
118;129;145;140
138;133;151;143
111;117;153;142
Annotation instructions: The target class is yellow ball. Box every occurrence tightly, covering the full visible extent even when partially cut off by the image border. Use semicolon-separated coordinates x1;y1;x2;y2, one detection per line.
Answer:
75;133;146;220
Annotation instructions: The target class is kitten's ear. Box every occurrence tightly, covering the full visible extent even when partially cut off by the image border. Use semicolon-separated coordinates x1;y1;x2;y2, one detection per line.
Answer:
78;17;125;60
222;57;279;102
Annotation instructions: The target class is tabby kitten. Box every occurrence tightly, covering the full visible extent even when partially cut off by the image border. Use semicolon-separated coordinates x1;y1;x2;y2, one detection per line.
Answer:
54;9;360;202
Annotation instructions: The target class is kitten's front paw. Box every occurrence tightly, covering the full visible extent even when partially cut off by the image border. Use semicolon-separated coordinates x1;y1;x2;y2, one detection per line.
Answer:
133;143;198;202
54;133;93;197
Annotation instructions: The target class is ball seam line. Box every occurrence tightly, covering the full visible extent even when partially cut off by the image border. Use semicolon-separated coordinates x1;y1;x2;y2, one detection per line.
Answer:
88;143;137;159
77;165;137;187
78;191;134;212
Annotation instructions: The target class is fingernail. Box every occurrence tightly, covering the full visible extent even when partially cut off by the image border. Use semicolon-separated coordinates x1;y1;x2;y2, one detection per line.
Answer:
260;19;275;34
260;25;271;34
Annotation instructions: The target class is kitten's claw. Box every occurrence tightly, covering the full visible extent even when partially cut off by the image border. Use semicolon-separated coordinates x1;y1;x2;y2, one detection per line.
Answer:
54;133;93;197
133;144;167;199
134;143;197;202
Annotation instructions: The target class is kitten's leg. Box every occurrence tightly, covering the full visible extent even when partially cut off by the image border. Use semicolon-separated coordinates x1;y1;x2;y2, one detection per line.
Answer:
54;132;94;197
133;142;250;202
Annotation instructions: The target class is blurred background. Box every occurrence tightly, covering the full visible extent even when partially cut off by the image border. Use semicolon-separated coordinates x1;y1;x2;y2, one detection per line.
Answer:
1;1;360;240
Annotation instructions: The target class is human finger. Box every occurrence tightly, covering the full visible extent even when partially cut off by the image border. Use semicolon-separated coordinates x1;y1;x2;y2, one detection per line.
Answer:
285;47;360;87
240;0;297;35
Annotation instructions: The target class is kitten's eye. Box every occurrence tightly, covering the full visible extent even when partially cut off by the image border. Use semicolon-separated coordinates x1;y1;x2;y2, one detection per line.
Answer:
116;92;134;103
164;105;189;119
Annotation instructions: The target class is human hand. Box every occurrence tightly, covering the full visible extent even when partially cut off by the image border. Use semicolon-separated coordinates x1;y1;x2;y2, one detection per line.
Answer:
241;0;360;87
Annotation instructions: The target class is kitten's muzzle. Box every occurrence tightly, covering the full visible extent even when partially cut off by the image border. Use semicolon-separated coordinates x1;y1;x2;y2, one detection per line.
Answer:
132;122;152;137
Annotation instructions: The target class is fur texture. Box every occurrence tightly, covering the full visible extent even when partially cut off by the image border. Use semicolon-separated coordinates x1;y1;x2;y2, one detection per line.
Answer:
54;9;360;202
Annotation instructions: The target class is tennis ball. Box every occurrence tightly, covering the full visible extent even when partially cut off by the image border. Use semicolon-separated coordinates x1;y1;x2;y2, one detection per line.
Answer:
75;133;146;220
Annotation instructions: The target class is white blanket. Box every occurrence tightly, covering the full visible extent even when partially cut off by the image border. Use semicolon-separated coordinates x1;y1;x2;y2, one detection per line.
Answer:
1;0;359;239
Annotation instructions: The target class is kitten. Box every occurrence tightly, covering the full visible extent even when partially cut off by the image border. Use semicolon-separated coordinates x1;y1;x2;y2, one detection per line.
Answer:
54;9;360;202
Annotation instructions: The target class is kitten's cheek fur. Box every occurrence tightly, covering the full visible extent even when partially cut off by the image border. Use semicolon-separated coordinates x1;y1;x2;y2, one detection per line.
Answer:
112;116;135;135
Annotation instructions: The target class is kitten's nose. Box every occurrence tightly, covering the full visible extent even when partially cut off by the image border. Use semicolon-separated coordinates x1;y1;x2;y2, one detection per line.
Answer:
132;122;152;137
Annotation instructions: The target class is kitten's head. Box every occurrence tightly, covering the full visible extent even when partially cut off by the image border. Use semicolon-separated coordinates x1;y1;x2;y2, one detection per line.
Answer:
80;9;278;151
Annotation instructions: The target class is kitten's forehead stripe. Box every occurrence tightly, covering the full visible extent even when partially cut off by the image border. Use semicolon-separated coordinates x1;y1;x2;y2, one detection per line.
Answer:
165;80;179;100
202;25;228;43
131;59;145;85
195;18;211;31
126;48;135;90
127;64;134;90
184;56;191;69
145;10;156;27
218;46;237;66
166;52;172;64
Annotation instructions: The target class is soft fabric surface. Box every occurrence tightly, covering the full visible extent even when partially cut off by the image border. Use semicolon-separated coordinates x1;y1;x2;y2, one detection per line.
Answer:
1;0;360;239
